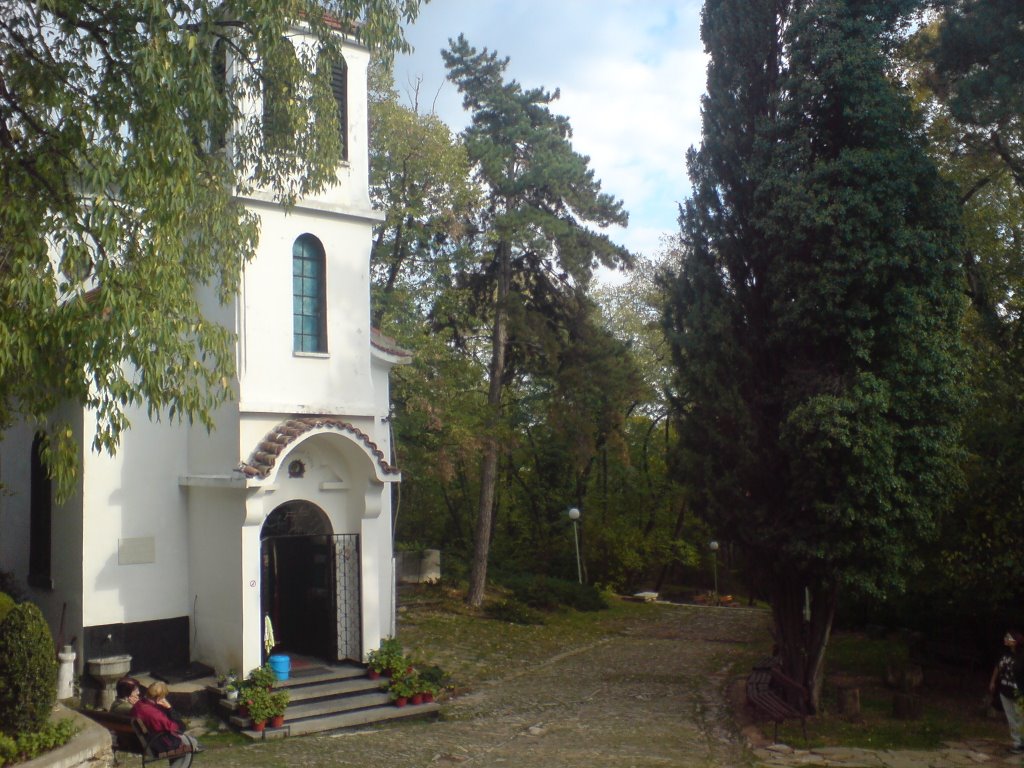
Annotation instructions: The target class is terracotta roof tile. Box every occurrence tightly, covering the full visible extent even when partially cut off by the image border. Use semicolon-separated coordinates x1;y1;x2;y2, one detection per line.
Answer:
237;416;398;479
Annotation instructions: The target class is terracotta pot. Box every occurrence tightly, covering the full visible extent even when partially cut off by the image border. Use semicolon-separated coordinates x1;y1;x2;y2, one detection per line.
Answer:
270;714;285;728
394;697;407;708
252;720;266;732
411;693;424;705
424;693;435;703
367;670;380;680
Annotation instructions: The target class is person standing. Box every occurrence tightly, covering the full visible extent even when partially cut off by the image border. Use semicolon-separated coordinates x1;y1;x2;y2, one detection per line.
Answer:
989;630;1024;753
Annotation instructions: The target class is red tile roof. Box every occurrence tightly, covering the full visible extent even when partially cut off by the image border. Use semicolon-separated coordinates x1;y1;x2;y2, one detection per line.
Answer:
237;416;398;479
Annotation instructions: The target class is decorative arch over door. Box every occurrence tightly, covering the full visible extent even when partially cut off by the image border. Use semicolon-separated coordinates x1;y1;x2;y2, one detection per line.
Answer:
260;501;361;663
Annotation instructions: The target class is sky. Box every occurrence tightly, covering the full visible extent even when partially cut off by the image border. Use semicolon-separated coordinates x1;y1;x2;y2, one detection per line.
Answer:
393;0;708;274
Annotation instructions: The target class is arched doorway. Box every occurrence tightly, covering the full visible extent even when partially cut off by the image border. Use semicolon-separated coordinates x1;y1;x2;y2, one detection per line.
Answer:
260;501;361;662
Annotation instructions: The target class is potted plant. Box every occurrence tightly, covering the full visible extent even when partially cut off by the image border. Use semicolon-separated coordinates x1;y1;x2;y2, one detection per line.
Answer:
269;690;290;728
246;663;278;690
243;685;275;731
367;637;405;677
388;672;416;707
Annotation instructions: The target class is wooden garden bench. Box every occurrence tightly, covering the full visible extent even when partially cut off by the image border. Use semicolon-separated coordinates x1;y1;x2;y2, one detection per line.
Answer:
131;718;198;767
80;709;143;762
745;657;809;743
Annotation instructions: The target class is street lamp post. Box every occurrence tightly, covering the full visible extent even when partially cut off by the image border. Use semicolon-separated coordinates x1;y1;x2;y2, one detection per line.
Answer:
568;507;582;584
709;540;719;605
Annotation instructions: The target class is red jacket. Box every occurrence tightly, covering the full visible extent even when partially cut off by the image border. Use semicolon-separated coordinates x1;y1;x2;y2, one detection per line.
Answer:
131;698;182;735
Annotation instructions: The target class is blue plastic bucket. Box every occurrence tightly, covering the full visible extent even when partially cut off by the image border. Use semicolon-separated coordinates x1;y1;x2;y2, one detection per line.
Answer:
268;654;290;681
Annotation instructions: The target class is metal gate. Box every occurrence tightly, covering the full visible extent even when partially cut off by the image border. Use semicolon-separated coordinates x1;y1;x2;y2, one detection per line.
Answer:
333;534;361;661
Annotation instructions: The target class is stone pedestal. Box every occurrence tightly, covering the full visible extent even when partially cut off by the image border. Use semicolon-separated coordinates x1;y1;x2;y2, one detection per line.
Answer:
87;654;131;710
56;645;76;700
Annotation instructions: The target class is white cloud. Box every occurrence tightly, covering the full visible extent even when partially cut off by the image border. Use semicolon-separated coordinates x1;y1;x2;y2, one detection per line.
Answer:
393;0;707;260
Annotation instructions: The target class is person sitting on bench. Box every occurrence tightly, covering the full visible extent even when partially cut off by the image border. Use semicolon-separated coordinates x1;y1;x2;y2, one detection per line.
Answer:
110;677;142;716
131;682;203;767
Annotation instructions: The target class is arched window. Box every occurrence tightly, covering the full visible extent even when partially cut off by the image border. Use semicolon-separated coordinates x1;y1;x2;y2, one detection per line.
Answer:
293;234;327;353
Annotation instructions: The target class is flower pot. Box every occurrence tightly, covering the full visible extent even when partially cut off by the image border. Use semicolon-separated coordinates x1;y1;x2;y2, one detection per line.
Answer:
226;689;239;701
252;720;266;732
394;697;408;708
270;714;285;728
424;692;435;703
367;670;380;680
238;705;249;718
411;693;424;705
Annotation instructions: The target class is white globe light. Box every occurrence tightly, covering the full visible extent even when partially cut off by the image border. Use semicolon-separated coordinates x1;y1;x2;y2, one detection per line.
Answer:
568;507;580;520
709;540;719;551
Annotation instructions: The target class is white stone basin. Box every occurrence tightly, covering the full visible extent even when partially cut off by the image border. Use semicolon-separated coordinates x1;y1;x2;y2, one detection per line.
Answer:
87;654;132;683
87;654;132;709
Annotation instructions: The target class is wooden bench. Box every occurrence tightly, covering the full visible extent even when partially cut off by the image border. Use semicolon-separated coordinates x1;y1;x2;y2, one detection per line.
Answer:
80;710;197;766
80;709;143;762
745;658;809;743
131;718;197;767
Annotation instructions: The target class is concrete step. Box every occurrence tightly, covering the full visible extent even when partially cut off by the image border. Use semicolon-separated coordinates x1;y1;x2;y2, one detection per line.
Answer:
284;690;391;720
285;676;386;703
241;701;440;738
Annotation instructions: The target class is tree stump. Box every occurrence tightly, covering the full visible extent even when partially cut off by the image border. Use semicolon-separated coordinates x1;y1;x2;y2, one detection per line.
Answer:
836;686;861;718
893;692;922;720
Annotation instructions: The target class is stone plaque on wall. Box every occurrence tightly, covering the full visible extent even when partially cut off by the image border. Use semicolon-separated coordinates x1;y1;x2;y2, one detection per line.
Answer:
118;537;155;565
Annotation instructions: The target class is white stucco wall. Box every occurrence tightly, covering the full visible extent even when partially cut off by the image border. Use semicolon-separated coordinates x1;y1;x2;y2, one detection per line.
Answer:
80;408;191;627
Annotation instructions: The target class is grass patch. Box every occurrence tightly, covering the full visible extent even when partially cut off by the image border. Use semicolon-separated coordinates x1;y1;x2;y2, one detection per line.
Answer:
774;630;1004;750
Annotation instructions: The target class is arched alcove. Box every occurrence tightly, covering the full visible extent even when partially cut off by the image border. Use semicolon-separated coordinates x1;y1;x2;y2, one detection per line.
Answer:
260;500;343;662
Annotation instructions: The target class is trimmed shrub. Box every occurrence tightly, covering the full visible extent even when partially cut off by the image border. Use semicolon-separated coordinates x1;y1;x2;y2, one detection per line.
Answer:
0;602;57;736
484;598;544;626
502;575;608;613
0;593;15;626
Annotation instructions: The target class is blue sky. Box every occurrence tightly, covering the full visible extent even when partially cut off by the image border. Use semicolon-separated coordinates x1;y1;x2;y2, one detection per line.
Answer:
393;0;708;273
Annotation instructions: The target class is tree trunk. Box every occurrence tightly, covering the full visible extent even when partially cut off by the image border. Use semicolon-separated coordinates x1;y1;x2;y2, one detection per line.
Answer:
466;242;511;608
770;575;837;714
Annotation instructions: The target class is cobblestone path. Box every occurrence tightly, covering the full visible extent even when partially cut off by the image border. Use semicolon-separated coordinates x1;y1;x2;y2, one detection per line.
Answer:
199;603;770;768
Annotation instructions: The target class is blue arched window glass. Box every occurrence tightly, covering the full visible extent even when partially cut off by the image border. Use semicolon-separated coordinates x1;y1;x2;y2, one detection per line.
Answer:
293;235;327;353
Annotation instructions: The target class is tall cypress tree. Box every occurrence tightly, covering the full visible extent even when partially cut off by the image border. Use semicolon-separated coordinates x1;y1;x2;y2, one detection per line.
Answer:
664;0;966;707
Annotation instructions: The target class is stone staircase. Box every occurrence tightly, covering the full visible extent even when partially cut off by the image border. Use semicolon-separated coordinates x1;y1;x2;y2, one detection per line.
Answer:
218;663;439;738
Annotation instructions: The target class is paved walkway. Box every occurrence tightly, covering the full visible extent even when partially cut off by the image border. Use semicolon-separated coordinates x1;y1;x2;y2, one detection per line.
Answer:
193;604;1018;768
753;742;1022;768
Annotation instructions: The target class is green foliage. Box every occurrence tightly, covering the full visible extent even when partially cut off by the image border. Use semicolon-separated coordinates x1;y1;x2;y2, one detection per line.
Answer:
244;663;277;690
0;718;78;767
663;0;967;700
367;637;407;674
240;685;275;724
269;690;290;718
500;575;608;613
483;598;545;626
0;602;58;736
0;1;422;500
0;593;15;626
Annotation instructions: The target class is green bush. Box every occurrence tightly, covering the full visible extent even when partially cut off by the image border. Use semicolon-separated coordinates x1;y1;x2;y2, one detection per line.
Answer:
502;575;608;613
0;593;15;626
0;602;58;736
484;598;544;626
0;719;77;766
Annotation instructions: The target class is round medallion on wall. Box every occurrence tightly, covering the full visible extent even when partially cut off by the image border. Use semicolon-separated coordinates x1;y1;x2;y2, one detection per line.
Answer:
288;459;306;478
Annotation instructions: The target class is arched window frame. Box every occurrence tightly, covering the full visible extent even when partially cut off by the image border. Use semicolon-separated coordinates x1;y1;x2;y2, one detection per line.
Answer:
293;234;328;353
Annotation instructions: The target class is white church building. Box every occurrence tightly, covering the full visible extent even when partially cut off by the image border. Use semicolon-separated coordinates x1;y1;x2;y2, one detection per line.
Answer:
0;21;407;680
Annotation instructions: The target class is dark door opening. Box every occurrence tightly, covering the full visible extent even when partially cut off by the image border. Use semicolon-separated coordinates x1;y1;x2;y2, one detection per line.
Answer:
261;535;335;661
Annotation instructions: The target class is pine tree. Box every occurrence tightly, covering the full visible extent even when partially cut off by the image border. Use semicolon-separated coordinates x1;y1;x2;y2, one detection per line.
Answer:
442;36;631;606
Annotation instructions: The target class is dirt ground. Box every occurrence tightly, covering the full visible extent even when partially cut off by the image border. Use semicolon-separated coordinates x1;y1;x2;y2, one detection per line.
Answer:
198;603;771;768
